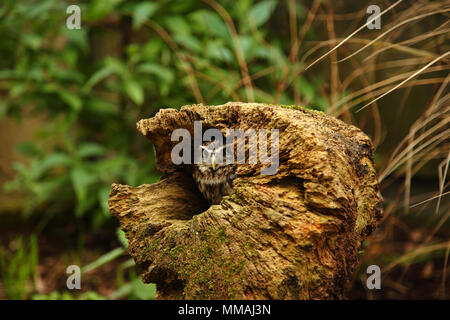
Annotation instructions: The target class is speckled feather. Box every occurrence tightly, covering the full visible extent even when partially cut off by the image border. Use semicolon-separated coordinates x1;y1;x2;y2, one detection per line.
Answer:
192;141;236;204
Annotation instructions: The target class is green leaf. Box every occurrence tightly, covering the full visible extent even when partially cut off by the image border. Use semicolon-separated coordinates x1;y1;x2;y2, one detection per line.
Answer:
173;35;202;52
26;0;55;19
63;27;89;53
109;282;133;299
16;142;40;157
82;247;126;273
78;291;107;300
70;167;96;215
239;35;257;61
124;79;144;106
104;57;128;77
58;90;83;111
33;179;65;203
142;39;163;59
190;10;229;39
136;63;174;84
98;186;111;216
132;279;156;300
87;0;124;20
204;41;233;62
77;143;105;158
249;0;277;27
83;67;114;93
117;228;128;248
132;2;158;29
120;258;135;269
33;291;63;300
22;34;42;50
39;153;72;174
87;97;117;115
164;16;190;36
83;58;127;92
10;83;27;98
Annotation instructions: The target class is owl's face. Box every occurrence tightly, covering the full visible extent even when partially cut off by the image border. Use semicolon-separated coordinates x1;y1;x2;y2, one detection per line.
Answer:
193;140;236;205
199;141;227;171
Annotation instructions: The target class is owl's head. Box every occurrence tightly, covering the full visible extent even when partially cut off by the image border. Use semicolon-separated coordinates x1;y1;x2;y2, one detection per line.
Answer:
199;140;229;171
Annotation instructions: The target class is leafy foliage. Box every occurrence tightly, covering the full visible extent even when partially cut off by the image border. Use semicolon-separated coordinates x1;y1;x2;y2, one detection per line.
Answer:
0;0;323;227
32;290;106;300
0;235;39;299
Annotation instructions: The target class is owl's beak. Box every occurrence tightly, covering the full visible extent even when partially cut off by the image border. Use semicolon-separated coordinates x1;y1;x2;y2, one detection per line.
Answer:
211;154;217;171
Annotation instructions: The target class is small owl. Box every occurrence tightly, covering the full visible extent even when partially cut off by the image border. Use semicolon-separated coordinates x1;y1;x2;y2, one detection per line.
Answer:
192;140;236;205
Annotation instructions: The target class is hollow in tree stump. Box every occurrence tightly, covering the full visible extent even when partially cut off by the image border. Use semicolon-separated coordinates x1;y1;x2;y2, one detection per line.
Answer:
108;102;383;299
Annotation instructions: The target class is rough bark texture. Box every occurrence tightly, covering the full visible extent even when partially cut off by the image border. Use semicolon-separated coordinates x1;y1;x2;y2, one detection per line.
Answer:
108;102;383;299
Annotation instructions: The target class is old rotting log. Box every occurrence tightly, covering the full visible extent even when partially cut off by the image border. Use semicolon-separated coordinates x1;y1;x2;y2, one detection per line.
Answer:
108;102;383;299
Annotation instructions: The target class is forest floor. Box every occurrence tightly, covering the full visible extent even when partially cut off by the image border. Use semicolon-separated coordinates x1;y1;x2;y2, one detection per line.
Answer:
0;215;126;299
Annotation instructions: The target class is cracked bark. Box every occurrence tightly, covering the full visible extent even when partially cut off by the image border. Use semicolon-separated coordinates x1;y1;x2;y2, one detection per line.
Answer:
108;102;383;299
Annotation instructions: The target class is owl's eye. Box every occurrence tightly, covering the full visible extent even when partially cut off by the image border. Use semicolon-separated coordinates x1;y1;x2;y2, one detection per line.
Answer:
200;147;212;163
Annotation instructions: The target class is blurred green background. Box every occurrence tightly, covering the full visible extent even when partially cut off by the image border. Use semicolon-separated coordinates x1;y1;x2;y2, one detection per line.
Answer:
0;0;448;299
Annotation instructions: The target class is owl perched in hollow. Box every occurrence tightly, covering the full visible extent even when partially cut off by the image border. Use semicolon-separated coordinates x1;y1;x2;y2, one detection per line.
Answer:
192;140;236;205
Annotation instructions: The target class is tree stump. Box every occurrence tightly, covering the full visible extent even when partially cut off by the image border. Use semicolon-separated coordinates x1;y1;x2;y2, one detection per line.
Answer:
108;102;383;299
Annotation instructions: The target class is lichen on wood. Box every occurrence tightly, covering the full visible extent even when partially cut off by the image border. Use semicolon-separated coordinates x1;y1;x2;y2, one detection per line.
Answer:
108;102;383;299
